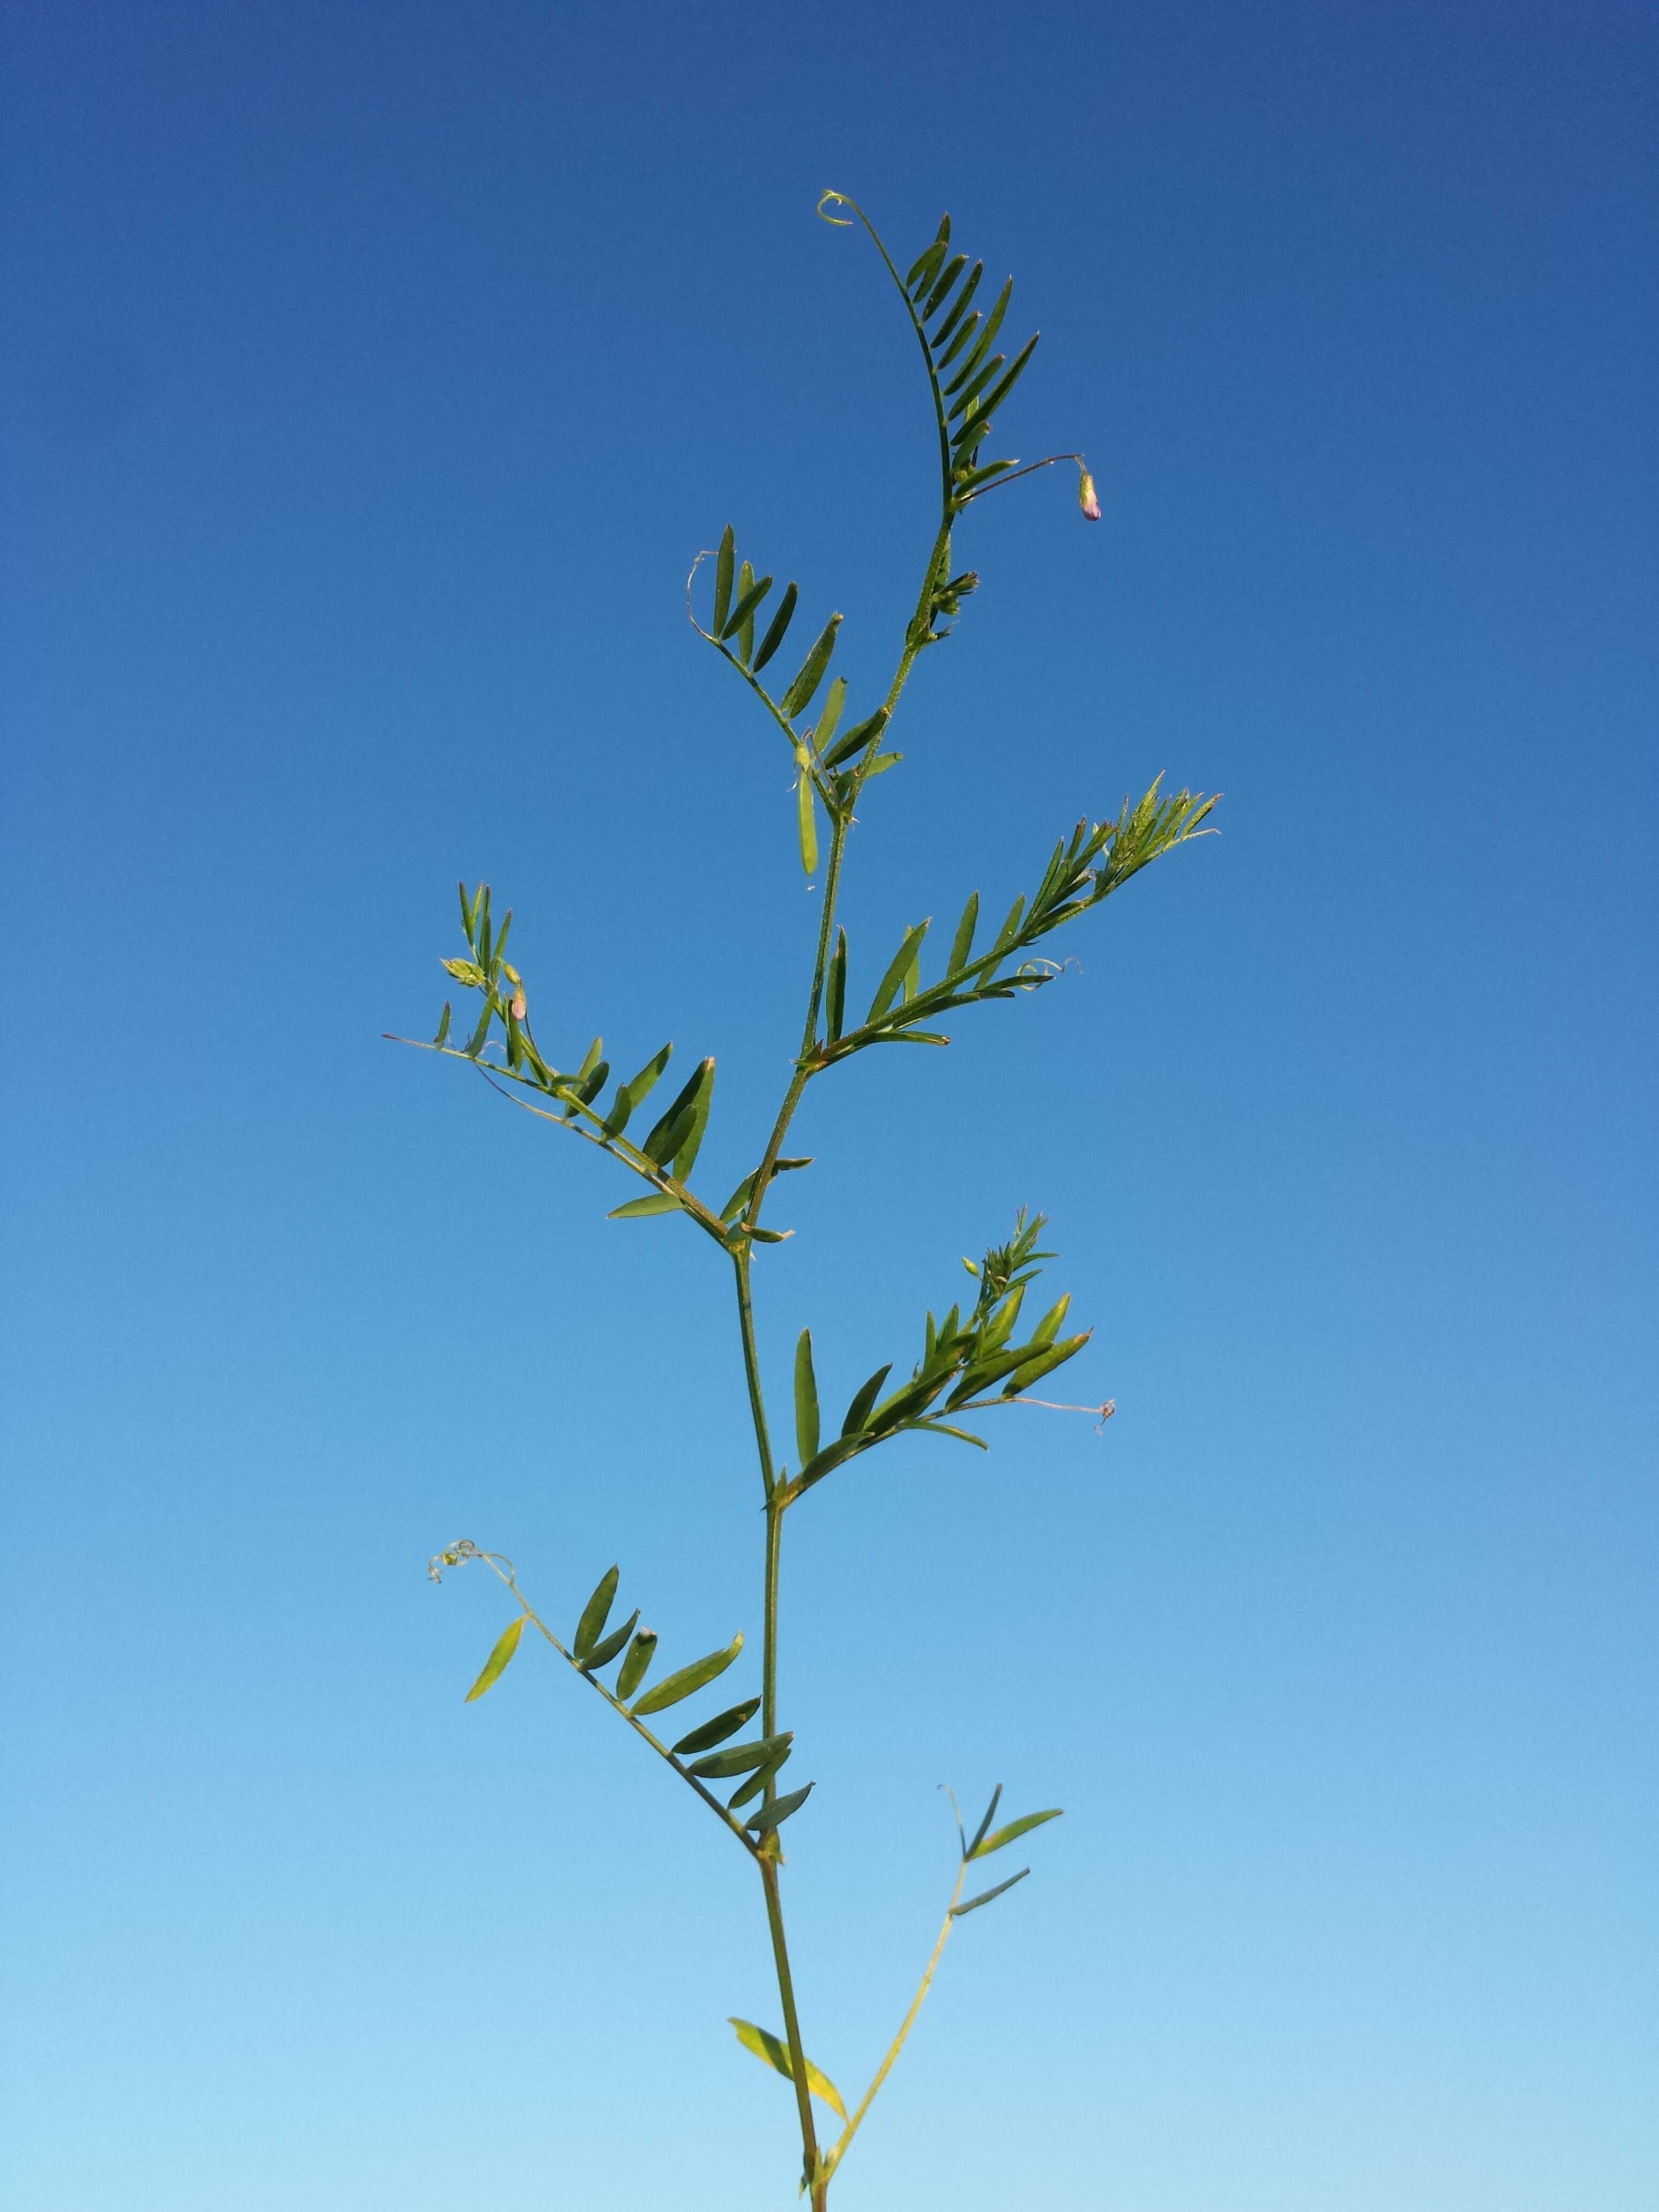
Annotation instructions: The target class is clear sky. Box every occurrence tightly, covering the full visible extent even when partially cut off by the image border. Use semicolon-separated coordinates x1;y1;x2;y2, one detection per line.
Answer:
2;4;1654;2209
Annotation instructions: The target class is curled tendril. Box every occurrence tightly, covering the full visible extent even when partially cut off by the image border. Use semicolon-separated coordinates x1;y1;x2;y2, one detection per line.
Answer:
816;189;854;228
428;1538;518;1586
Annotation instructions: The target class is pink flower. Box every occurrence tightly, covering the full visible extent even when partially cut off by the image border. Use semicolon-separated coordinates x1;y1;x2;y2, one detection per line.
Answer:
1078;468;1101;522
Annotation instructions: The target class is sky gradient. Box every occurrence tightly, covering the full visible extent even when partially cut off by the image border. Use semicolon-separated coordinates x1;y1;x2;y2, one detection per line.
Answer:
2;4;1655;2209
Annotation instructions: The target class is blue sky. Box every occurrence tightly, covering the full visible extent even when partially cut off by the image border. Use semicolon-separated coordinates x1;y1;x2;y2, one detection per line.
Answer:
2;4;1654;2208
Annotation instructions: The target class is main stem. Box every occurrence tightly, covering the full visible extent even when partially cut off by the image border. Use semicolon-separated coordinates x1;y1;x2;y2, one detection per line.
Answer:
732;494;956;2209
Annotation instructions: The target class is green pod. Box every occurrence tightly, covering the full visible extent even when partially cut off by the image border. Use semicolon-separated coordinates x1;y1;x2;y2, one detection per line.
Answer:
615;1630;658;1701
797;772;819;878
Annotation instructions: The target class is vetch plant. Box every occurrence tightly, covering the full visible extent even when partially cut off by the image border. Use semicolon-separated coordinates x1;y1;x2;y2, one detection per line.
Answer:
403;192;1215;2207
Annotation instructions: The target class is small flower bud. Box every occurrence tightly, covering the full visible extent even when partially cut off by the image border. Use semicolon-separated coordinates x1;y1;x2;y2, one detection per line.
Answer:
1078;468;1101;522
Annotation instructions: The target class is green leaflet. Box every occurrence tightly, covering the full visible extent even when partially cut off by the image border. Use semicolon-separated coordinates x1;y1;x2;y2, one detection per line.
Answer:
867;921;930;1024
947;275;1011;391
579;1608;641;1672
575;1035;604;1082
672;1056;715;1178
607;1192;682;1219
954;458;1018;498
947;891;980;975
1028;1292;1072;1351
911;1418;989;1449
967;1784;1003;1856
970;1807;1063;1859
826;928;847;1043
718;1156;812;1223
812;674;847;756
905;237;947;298
432;1002;451;1046
712;525;735;635
744;1780;814;1832
945;348;1005;414
630;1632;744;1715
462;998;493;1058
607;1042;671;1135
865;750;902;777
457;879;475;936
780;614;842;720
995;1332;1090;1398
932;259;983;347
841;1363;893;1437
573;1567;620;1662
958;334;1038;439
934;307;982;373
728;2018;847;2121
464;1615;525;1702
794;1329;820;1466
685;1731;791;1780
615;1630;658;1701
820;705;887;769
671;1698;762;1757
721;568;773;645
726;1755;788;1809
642;1058;712;1165
751;580;798;674
951;1868;1030;1916
922;251;968;319
797;770;819;877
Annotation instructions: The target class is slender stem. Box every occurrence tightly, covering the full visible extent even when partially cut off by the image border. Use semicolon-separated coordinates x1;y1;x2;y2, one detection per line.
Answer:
823;1859;967;2181
760;1854;823;2199
732;1246;777;1500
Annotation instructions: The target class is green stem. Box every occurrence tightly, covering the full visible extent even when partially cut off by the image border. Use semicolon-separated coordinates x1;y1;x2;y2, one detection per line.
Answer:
760;1853;824;2201
823;1859;967;2183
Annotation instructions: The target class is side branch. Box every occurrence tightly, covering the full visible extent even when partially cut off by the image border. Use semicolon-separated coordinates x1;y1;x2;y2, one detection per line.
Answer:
444;1545;764;1860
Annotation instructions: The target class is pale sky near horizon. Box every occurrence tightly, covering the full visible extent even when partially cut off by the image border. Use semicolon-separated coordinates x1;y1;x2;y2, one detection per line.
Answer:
3;4;1655;2209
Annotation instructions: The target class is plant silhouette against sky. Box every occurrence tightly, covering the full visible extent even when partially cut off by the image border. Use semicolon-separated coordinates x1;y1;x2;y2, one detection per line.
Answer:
404;190;1215;2208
